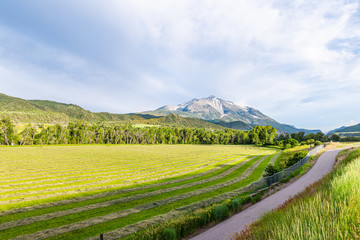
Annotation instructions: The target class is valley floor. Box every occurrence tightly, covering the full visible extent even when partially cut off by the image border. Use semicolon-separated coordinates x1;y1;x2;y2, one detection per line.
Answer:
0;144;276;239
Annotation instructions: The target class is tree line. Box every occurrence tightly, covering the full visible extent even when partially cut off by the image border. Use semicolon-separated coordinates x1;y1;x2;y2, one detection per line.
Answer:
0;118;278;146
275;131;344;148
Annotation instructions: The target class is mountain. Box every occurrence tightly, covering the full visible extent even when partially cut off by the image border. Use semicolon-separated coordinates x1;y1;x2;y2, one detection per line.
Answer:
0;93;223;129
328;123;360;137
141;95;321;134
0;93;322;134
150;95;271;123
326;126;347;136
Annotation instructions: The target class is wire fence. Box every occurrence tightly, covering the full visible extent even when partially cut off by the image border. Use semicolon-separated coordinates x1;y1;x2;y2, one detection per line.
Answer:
248;145;324;195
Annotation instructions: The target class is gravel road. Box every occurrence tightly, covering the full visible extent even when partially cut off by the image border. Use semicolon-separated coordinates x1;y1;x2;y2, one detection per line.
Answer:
190;148;341;240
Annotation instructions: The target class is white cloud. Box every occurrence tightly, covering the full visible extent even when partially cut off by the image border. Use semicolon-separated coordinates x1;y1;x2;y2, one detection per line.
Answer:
1;0;360;130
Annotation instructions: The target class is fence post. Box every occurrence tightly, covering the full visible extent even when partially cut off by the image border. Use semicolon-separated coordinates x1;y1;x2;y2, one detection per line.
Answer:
100;233;104;240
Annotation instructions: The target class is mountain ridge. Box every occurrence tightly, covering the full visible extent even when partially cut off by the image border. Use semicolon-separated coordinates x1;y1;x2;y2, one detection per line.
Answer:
327;123;360;137
141;95;321;134
0;93;224;129
0;93;322;134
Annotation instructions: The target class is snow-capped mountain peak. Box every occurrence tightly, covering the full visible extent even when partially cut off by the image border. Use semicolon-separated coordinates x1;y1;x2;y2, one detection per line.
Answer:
157;96;267;123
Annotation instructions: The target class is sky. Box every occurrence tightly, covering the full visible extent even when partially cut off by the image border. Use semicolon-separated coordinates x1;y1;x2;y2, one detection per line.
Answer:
1;0;360;132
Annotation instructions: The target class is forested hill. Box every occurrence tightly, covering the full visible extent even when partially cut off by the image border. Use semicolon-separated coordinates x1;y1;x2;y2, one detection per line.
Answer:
327;123;360;137
0;93;224;129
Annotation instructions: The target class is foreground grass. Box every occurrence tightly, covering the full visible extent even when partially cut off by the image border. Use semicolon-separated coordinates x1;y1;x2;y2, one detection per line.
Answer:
234;148;360;240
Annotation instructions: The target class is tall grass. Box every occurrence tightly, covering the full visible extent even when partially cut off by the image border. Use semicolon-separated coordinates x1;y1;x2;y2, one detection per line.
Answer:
234;149;360;240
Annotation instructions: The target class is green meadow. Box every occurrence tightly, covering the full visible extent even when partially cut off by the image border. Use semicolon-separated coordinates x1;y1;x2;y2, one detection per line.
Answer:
0;144;277;239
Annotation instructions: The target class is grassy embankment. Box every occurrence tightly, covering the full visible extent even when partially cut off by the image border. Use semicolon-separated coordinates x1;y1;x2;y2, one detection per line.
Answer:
233;147;360;240
0;144;277;239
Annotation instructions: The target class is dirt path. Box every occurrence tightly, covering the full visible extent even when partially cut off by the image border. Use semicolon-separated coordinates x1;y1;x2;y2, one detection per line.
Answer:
190;148;341;240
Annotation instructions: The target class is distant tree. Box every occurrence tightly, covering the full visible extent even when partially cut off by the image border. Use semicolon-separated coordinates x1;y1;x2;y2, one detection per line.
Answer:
330;134;340;142
285;138;299;148
306;139;315;147
0;118;16;145
19;124;36;145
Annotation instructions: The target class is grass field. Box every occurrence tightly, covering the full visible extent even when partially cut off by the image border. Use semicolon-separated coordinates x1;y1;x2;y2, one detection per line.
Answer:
0;144;277;239
233;148;360;240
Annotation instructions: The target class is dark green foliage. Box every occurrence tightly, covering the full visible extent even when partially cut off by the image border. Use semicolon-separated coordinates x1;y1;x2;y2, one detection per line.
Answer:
263;164;279;177
231;198;242;212
286;150;308;167
250;193;262;203
286;138;299;147
162;228;177;240
276;131;329;146
247;125;277;145
0;119;278;146
330;134;340;141
212;204;230;221
0;118;16;145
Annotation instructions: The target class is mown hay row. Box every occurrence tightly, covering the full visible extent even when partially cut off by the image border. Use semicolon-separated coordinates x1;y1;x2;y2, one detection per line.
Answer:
0;154;227;187
91;154;275;240
269;150;282;165
9;155;269;240
0;156;253;230
0;156;234;196
0;155;245;216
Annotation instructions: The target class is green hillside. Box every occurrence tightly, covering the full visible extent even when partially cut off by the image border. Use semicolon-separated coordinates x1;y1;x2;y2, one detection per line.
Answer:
209;120;252;131
331;123;360;137
147;114;225;129
337;123;360;132
0;93;224;129
0;93;48;112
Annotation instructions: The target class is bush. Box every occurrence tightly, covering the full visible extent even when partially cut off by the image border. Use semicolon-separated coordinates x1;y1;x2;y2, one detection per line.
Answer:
231;198;241;212
263;164;279;177
285;138;299;147
250;193;262;203
314;140;322;146
197;212;208;227
162;227;177;240
286;150;308;167
212;204;230;221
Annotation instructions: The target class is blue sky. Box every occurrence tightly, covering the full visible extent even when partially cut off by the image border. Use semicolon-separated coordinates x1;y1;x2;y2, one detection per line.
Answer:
1;0;360;131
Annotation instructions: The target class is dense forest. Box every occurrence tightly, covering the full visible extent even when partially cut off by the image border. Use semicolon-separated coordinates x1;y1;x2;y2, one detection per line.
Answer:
0;118;278;146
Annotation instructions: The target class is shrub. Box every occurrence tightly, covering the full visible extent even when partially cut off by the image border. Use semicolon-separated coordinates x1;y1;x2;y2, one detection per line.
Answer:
250;193;262;203
197;212;208;227
314;140;322;146
285;138;299;147
231;198;241;212
212;204;230;221
286;150;308;167
284;143;292;149
263;164;279;177
162;227;177;240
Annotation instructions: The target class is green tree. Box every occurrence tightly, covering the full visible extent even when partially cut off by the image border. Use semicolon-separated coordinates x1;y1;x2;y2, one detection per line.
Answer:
0;118;16;145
